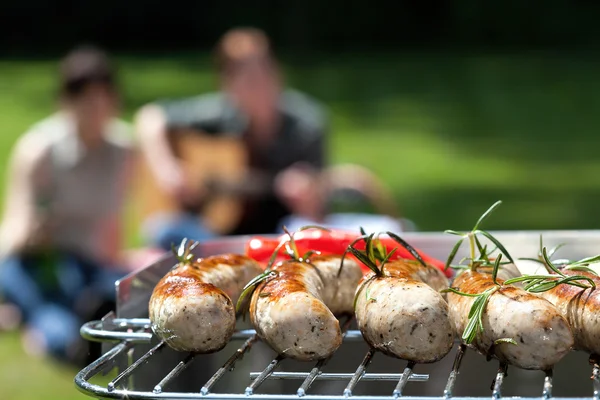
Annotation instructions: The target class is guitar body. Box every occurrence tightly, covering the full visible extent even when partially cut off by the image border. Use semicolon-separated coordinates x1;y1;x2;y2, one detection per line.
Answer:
130;129;247;235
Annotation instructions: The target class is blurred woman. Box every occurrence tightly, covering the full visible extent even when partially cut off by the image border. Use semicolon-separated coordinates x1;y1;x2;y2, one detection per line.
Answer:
0;46;133;365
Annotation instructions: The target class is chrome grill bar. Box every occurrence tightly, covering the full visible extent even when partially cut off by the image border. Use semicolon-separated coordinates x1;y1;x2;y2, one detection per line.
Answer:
297;316;353;397
75;317;600;400
491;363;508;399
393;361;416;398
297;359;328;397
591;355;600;400
201;334;259;395
108;341;166;391
542;370;553;399
153;353;198;394
343;348;376;397
250;372;429;382
443;344;466;399
245;355;284;395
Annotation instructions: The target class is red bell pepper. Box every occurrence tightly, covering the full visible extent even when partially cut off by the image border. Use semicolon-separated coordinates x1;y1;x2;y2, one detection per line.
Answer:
245;228;452;278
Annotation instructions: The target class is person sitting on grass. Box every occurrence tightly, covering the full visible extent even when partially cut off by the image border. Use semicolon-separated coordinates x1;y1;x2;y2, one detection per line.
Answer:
0;46;133;366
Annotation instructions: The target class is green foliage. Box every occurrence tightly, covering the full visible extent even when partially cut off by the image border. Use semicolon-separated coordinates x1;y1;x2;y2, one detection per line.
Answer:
4;50;600;398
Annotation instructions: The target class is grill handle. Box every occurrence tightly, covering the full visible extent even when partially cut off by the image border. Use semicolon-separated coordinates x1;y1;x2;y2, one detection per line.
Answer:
80;319;153;343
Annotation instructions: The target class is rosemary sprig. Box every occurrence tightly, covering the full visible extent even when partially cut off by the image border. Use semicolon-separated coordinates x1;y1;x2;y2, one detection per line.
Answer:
506;244;597;292
340;230;424;278
442;201;594;345
235;270;278;316
443;285;499;344
171;238;199;266
345;230;427;310
236;225;330;318
441;256;504;344
494;338;517;346
518;235;600;276
267;225;331;269
444;201;514;271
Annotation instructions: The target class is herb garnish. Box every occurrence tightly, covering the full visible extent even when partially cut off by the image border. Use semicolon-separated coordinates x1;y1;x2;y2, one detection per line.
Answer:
443;201;595;345
171;238;200;266
341;231;426;309
519;235;600;277
235;225;329;317
445;201;514;271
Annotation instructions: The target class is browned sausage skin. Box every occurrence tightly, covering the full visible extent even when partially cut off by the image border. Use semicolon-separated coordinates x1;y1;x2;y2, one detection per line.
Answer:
149;254;263;353
249;255;362;361
448;269;574;370
354;259;454;363
538;269;600;355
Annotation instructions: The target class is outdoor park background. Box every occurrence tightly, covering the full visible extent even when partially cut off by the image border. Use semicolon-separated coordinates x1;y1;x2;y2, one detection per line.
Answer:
3;1;600;398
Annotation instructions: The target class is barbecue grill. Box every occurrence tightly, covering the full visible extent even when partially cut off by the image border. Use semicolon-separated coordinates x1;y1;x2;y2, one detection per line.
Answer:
75;231;600;400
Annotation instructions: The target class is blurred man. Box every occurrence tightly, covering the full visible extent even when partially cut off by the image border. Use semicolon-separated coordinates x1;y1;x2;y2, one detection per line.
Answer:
135;27;327;248
0;46;133;365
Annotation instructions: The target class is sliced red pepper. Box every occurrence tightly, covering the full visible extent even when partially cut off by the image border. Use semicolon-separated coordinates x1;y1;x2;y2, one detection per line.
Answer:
245;229;452;277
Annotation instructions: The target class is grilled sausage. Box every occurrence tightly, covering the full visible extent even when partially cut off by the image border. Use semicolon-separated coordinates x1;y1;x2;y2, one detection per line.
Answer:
354;259;454;363
537;269;600;355
249;255;362;361
447;270;574;370
149;254;263;353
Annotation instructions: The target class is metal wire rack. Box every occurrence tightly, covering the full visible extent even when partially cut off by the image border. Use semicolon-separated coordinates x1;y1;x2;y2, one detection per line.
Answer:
75;232;600;400
75;315;600;400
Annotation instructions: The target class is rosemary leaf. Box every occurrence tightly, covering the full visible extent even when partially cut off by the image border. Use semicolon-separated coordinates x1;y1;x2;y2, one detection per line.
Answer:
494;338;518;346
298;225;331;233
527;281;559;293
570;255;600;265
463;312;480;343
282;226;299;259
301;250;320;262
503;275;558;286
474;230;515;264
177;238;189;259
450;286;498;344
374;235;387;261
337;235;370;277
446;237;466;271
386;231;426;267
541;247;565;277
366;233;376;263
445;229;466;236
349;246;381;276
379;248;397;275
473;200;503;231
557;275;595;289
236;271;279;315
475;236;487;261
441;287;482;297
517;257;546;265
567;265;599;275
353;275;377;310
523;278;547;291
491;254;503;285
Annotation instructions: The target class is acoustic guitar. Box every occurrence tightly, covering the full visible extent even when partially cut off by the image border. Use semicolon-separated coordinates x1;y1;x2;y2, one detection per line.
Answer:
130;128;270;235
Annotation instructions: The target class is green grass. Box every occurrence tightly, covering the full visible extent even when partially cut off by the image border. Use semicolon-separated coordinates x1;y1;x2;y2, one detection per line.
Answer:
2;50;600;398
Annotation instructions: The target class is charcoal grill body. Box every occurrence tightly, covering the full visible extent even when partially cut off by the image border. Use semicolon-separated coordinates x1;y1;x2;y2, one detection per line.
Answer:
76;231;600;399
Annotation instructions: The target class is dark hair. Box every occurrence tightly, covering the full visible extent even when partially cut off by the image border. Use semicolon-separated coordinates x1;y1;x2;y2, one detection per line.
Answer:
59;45;117;98
214;27;275;76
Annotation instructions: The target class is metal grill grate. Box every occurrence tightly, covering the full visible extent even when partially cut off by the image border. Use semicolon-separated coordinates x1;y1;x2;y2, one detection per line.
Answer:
75;232;600;400
75;316;600;400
